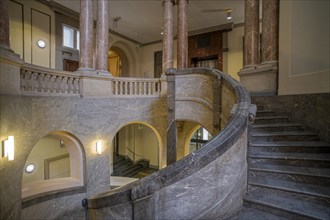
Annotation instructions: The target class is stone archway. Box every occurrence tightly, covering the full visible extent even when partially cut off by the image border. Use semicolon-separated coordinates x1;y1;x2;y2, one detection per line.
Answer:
22;131;86;199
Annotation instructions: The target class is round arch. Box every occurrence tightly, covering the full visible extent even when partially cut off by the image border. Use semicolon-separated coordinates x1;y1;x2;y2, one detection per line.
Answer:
110;40;138;77
111;121;163;169
21;131;86;199
176;120;213;157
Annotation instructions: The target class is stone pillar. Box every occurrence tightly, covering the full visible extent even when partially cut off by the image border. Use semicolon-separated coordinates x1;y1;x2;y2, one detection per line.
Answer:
96;0;109;73
177;0;188;69
243;0;259;67
261;0;279;63
79;0;94;70
162;0;175;74
166;68;176;166
239;0;278;96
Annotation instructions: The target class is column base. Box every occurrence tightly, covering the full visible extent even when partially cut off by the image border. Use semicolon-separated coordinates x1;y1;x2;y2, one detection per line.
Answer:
238;61;278;96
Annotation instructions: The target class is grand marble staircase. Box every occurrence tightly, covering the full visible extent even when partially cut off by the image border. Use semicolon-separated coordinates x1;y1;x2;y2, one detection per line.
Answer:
230;105;330;219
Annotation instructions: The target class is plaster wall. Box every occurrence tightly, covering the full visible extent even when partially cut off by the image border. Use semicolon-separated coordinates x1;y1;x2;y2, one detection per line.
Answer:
0;95;167;219
8;0;56;68
279;0;330;95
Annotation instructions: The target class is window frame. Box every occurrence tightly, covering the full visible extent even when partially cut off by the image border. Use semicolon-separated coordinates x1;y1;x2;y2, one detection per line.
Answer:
62;24;80;51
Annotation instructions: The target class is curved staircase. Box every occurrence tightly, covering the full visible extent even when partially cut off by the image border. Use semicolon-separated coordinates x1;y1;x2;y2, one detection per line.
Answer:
231;105;330;219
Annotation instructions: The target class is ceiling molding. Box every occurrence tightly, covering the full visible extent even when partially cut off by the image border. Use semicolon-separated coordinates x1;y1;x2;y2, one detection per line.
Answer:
188;23;234;37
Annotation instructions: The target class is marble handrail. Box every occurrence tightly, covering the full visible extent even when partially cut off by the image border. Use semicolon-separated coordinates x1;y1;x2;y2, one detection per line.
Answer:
112;77;161;96
20;63;80;96
87;67;255;218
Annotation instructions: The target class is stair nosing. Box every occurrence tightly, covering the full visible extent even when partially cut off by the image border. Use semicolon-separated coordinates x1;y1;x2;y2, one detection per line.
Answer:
243;197;325;220
248;180;330;199
249;166;330;179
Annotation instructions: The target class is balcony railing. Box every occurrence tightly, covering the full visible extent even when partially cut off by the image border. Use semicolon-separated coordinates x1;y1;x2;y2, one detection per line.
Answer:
19;63;162;97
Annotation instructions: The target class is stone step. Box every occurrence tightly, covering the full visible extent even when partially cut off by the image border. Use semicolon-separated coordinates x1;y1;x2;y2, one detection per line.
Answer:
256;110;277;117
251;131;319;142
252;123;304;132
250;163;330;182
227;206;290;220
250;141;330;153
244;186;330;220
249;175;330;199
254;116;289;124
249;169;330;186
250;152;330;168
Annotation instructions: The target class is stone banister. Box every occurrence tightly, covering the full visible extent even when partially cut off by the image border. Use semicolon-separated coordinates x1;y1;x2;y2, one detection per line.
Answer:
112;77;161;97
20;63;80;96
87;68;256;220
19;63;163;97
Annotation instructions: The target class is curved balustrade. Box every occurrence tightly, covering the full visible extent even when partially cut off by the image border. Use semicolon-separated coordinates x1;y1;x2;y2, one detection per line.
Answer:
87;68;255;220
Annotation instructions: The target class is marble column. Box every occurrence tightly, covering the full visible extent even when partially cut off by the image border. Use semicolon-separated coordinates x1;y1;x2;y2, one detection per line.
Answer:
96;0;109;73
162;0;175;74
261;0;279;63
79;0;94;70
177;0;188;69
243;0;259;67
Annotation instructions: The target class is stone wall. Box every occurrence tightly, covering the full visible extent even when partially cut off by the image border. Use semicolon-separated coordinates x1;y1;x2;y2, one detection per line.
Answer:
252;93;330;142
0;95;167;219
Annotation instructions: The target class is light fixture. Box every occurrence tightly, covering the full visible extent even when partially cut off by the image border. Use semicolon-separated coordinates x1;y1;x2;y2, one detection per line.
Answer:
226;10;232;20
96;140;102;154
113;16;122;28
2;136;14;161
37;39;46;49
25;164;35;173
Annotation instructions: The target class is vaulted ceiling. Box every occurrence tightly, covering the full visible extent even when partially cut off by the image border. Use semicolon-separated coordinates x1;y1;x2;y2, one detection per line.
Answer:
52;0;244;44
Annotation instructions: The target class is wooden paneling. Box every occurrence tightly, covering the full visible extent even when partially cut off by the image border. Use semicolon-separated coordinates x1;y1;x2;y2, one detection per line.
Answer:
188;31;223;70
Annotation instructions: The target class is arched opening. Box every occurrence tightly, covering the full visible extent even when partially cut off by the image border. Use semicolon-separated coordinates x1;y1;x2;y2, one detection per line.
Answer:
22;131;85;199
108;46;129;77
176;121;213;160
112;123;160;179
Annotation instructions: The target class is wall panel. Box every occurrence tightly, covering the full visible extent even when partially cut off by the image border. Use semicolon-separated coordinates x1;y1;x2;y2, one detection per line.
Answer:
9;0;24;59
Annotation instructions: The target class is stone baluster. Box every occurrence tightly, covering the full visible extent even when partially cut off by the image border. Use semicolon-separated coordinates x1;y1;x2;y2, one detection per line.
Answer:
68;78;73;93
38;74;45;92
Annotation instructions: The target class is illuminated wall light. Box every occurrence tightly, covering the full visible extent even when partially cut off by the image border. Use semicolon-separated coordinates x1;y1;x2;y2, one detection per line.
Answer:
96;140;102;154
2;136;14;161
226;10;232;20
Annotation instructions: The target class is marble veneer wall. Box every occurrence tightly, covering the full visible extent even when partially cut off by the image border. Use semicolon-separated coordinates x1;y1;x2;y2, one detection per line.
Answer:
252;93;330;142
0;95;167;219
89;130;248;220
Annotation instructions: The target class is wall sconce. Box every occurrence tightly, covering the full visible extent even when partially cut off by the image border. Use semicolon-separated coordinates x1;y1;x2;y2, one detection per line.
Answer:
226;10;232;20
2;136;14;161
96;140;102;154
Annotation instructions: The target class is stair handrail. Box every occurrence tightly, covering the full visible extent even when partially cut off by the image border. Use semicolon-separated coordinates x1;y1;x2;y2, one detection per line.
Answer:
125;147;146;161
88;67;255;210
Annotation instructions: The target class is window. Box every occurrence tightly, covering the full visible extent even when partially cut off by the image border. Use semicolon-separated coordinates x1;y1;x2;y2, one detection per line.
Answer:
63;25;79;50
